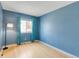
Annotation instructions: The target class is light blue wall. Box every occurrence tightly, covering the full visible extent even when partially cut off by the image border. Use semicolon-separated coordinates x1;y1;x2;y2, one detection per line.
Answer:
3;10;39;45
40;2;79;57
0;2;3;50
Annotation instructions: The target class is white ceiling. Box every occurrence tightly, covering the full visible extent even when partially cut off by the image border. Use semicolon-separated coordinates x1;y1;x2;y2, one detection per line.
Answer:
1;1;75;17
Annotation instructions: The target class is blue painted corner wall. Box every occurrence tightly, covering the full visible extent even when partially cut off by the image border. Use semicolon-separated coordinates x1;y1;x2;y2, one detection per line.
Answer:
32;17;40;40
40;2;79;57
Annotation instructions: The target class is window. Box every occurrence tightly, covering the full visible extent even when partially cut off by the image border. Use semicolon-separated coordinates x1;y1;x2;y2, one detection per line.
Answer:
26;21;32;33
21;20;32;33
21;20;27;33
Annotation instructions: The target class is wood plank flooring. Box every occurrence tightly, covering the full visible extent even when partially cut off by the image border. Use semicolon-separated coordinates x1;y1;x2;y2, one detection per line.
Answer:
0;41;71;58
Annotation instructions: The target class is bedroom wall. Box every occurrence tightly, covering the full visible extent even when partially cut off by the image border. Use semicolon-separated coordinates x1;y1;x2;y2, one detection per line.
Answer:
40;2;79;56
3;10;39;45
0;2;3;50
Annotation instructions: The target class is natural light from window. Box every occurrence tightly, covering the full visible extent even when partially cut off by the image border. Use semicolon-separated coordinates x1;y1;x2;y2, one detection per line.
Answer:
21;20;32;33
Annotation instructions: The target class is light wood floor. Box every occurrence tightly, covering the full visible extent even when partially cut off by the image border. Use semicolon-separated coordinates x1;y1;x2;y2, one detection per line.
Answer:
0;41;71;58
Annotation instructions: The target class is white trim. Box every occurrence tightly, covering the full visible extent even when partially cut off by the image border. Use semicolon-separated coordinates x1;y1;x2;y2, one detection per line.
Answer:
40;41;78;58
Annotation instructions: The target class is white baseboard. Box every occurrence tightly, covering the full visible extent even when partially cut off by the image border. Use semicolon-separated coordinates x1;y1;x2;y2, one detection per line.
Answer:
40;41;77;58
